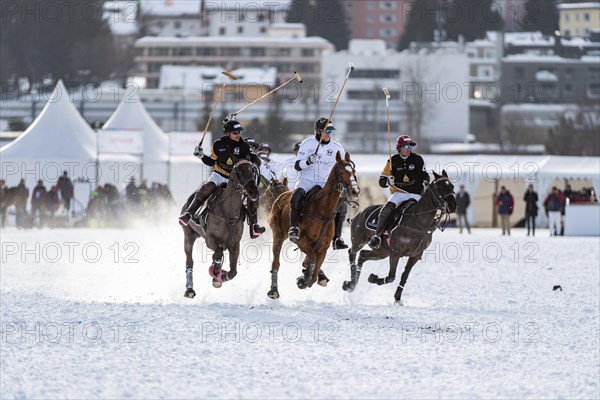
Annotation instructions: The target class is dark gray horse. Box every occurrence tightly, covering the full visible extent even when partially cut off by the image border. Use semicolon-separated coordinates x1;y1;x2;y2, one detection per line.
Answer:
181;160;260;298
343;171;457;305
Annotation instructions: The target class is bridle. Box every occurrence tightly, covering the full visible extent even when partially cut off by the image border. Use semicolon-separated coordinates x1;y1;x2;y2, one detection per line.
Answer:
329;160;359;197
422;176;455;232
231;160;259;197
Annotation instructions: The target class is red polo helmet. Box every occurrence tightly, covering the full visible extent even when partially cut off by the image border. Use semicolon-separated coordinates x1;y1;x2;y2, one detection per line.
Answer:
396;135;416;149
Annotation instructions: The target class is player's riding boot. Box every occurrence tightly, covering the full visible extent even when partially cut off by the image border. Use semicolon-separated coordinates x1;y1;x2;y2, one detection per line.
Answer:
368;202;395;249
247;204;266;239
288;188;305;243
332;202;348;250
179;183;215;226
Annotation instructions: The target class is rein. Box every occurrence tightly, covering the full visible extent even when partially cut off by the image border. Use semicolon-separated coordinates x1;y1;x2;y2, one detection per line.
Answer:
393;176;455;234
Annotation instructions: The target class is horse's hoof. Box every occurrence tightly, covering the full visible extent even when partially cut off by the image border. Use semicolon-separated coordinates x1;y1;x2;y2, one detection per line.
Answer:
317;271;329;287
368;273;378;284
212;279;222;289
267;289;279;299
184;288;196;298
296;276;308;289
395;299;404;306
342;281;355;292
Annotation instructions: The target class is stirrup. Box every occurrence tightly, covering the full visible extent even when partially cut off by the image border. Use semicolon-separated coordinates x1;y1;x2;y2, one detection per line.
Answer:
288;226;299;242
368;235;381;249
333;237;348;250
178;212;192;227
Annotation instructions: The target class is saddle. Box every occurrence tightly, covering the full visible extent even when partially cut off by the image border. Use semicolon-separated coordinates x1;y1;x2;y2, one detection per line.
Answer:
365;200;417;233
299;185;322;217
194;184;227;226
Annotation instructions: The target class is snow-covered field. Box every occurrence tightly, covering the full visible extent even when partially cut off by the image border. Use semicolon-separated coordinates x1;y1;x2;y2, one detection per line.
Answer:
1;220;599;398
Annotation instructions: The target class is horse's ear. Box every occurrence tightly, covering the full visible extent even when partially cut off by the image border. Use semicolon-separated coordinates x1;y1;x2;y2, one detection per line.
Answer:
345;152;351;162
433;171;440;179
283;177;288;187
336;151;342;162
442;169;448;178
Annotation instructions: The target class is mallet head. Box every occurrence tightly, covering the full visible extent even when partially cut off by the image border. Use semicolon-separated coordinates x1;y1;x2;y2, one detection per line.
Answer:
222;71;238;80
293;71;303;83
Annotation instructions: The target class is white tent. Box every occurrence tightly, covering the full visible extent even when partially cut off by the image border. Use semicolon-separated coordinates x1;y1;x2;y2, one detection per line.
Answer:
0;80;99;209
102;88;169;184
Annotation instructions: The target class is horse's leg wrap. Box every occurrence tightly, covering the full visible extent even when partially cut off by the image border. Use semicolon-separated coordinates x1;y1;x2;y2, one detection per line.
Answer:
185;266;193;289
304;262;315;282
209;257;227;282
270;269;278;289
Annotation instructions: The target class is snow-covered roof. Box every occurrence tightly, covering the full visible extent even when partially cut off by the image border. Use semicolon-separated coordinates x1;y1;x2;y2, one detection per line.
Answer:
503;54;599;63
102;88;168;162
159;66;277;89
0;80;96;161
140;0;201;16
103;1;139;36
558;2;600;10
136;35;334;48
204;0;290;10
535;70;559;82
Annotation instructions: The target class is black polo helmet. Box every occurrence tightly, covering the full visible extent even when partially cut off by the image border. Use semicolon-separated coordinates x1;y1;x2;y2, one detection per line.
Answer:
224;120;245;134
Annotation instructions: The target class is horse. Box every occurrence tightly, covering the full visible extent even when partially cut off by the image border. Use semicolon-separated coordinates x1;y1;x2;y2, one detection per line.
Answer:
0;186;29;228
261;177;288;215
267;151;360;299
181;159;260;298
342;170;457;305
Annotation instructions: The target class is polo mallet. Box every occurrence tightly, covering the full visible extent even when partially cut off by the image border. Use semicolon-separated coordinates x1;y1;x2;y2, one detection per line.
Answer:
229;71;302;119
199;71;238;146
383;87;392;162
314;61;354;155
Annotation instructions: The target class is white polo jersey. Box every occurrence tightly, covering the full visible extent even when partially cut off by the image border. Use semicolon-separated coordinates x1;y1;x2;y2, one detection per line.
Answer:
295;137;346;190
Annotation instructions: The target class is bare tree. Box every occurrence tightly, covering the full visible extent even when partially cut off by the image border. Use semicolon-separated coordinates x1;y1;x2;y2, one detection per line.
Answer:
547;104;600;156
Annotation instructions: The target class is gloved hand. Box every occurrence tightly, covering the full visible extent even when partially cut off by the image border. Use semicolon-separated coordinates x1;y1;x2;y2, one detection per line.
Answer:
387;176;395;187
306;154;317;165
193;145;203;158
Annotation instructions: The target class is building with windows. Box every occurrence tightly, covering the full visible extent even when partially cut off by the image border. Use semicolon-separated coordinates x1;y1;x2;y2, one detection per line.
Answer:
134;28;334;89
322;39;469;152
559;2;600;39
343;0;408;49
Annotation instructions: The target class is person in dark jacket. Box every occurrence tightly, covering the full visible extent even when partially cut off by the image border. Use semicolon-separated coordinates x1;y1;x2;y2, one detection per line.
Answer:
523;184;538;236
31;179;46;222
496;186;514;236
455;185;471;234
56;171;74;212
179;120;265;239
368;134;430;249
544;186;565;236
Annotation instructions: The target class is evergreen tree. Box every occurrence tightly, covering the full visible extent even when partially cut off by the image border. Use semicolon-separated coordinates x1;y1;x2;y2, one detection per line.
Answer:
0;0;117;84
446;0;503;41
398;0;445;50
521;0;559;36
287;0;350;50
399;0;504;50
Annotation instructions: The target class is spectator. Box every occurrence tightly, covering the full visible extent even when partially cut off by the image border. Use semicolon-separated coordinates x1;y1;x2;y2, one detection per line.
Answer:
31;180;46;225
45;185;61;218
455;185;471;234
496;186;514;236
125;177;139;208
56;171;74;212
523;184;538;236
16;179;29;228
544;186;565;237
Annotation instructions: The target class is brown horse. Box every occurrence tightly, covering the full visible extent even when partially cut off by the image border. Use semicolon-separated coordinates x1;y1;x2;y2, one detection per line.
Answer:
261;177;288;214
267;151;360;299
0;185;29;228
